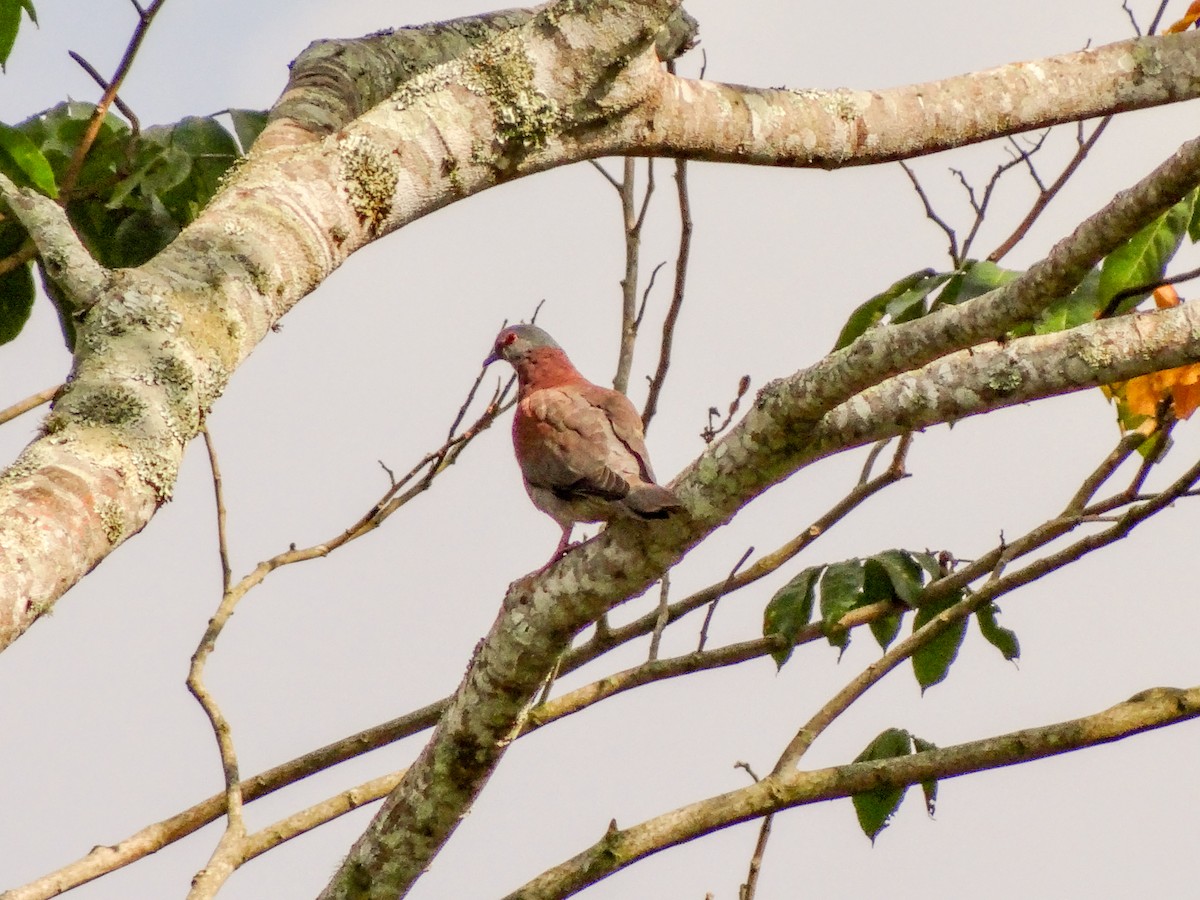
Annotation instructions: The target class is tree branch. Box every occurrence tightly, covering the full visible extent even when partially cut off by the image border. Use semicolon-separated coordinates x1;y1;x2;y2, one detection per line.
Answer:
615;33;1200;168
0;173;107;309
511;686;1200;899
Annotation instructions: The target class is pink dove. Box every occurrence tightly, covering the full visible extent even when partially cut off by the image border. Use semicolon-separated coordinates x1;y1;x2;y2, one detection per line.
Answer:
485;324;682;565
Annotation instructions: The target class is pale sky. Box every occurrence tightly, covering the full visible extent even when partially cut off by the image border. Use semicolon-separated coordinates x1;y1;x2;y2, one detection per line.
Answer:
3;2;1199;898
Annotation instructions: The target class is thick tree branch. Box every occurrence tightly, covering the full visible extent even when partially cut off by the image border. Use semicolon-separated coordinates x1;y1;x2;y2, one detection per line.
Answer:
613;33;1200;168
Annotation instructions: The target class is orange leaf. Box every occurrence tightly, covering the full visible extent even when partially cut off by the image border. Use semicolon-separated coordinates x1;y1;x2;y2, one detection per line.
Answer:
1120;363;1200;420
1173;379;1200;419
1166;0;1200;32
1122;371;1164;418
1154;284;1180;308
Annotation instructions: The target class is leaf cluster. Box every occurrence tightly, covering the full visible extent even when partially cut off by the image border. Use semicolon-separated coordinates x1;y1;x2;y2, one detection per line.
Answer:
763;549;1018;690
0;103;267;346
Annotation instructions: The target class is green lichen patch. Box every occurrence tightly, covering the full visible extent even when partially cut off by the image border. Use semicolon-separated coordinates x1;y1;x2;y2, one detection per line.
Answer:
462;33;562;168
58;384;148;429
98;499;125;545
338;133;400;233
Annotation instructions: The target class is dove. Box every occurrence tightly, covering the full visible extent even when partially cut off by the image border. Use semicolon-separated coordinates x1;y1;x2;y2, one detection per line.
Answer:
485;324;681;565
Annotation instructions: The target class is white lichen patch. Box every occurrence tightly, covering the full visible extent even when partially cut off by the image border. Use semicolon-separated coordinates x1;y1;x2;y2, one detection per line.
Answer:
90;287;183;339
338;133;400;232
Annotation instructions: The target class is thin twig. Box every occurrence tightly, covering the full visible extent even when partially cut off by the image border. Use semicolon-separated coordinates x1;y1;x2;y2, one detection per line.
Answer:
642;59;693;432
647;573;671;661
634;260;667;328
67;51;140;131
0;385;58;427
0;240;36;278
587;159;622;193
857;437;892;485
60;0;168;197
899;161;959;264
201;426;232;594
957;131;1050;260
1099;263;1200;318
1062;429;1149;514
701;375;751;445
989;117;1112;262
697;547;754;652
1123;0;1143;35
185;610;246;893
1149;0;1172;35
614;157;645;394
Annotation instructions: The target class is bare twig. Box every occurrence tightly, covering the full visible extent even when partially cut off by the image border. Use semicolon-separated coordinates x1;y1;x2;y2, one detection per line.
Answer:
989;117;1112;262
613;157;654;394
700;375;751;445
740;818;771;900
201;426;232;593
0;385;58;427
1123;0;1143;35
587;160;622;193
1099;262;1200;318
1149;0;1172;36
634;260;667;328
67;51;140;131
959;131;1050;259
647;573;671;661
899;161;959;264
60;0;167;197
643;62;693;432
0;240;36;278
185;615;245;894
697;546;754;652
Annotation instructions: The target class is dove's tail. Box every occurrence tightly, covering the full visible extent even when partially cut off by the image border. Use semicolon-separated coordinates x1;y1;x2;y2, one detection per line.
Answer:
624;484;683;519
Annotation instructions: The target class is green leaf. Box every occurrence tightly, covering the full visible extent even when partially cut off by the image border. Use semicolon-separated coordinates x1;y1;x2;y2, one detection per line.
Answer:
0;221;32;344
912;735;939;816
819;559;865;649
1034;268;1101;335
763;566;820;668
832;269;946;350
144;117;239;224
1097;189;1196;314
869;550;926;606
108;142;192;210
933;259;1021;308
976;602;1020;662
227;108;268;153
0;254;33;344
0;0;37;71
19;101;130;190
868;609;903;652
911;591;968;692
107;194;180;267
851;728;913;842
0;120;56;196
